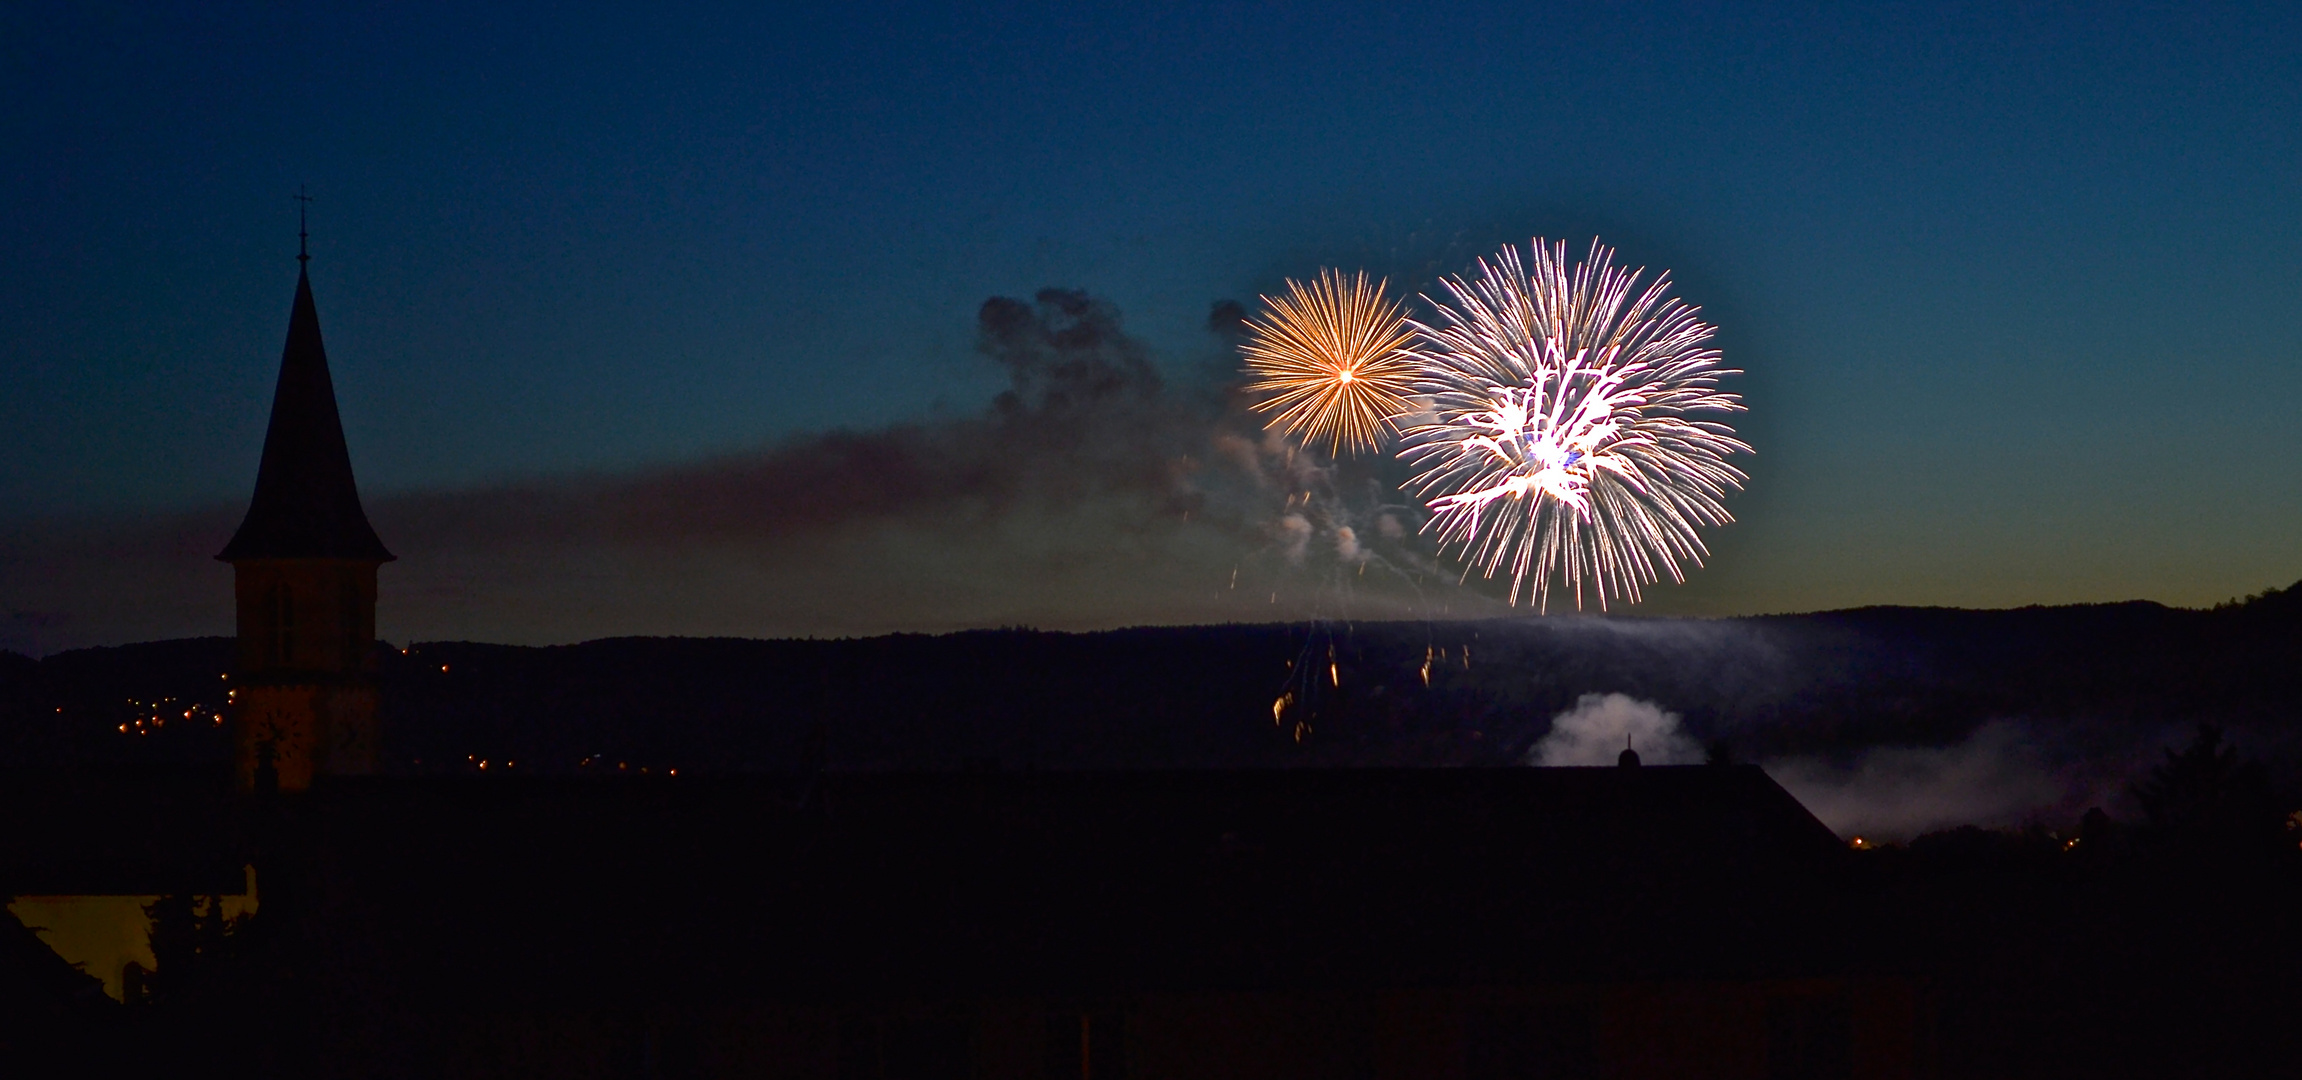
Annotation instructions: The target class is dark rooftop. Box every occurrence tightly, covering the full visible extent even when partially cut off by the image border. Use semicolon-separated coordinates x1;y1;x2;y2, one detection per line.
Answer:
2;765;1861;1006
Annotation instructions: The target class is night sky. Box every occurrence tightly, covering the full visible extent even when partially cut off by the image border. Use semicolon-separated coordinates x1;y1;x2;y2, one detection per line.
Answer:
6;2;2300;653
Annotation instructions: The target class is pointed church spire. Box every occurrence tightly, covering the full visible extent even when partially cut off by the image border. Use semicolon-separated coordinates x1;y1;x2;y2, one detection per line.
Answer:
217;217;393;563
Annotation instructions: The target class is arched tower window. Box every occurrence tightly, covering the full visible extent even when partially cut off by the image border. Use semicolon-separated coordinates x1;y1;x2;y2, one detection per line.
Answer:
271;583;295;666
342;578;363;667
260;584;279;662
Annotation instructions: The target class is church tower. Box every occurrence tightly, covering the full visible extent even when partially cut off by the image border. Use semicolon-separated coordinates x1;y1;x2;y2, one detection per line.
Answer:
217;227;393;792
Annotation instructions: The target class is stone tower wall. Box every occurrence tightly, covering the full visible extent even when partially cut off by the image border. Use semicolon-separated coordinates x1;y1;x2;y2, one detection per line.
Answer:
230;558;382;790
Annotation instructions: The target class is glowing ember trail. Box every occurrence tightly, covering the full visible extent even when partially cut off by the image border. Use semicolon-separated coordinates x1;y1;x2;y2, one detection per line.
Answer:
1397;239;1749;610
1240;268;1418;455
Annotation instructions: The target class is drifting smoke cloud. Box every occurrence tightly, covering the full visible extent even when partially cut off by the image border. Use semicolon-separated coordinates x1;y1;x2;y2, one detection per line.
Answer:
1275;514;1314;563
1765;722;2072;841
1;288;1461;652
1521;692;2114;840
1527;693;1704;766
404;288;1204;549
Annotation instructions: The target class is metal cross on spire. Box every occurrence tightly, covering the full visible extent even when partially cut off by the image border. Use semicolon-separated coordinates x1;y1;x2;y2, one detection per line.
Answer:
294;185;313;266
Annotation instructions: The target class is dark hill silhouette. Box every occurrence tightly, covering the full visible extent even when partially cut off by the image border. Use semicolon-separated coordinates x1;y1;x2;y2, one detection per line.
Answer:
5;583;2296;785
2;590;2297;1077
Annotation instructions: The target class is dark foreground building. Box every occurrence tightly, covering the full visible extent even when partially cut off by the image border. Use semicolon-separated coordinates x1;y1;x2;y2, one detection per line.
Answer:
2;763;1911;1079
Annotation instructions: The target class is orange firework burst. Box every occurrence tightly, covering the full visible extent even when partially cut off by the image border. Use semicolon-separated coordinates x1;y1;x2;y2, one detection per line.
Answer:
1240;268;1417;455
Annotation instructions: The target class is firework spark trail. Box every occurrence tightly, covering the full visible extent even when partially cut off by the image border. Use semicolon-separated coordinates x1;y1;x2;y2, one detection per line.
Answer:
1240;269;1418;455
1397;239;1749;611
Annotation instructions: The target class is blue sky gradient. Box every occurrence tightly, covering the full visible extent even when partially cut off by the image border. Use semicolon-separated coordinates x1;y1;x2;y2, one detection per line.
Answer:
6;2;2299;643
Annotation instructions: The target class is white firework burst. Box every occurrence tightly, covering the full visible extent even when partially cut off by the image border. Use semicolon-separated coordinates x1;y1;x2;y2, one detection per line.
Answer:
1397;239;1749;610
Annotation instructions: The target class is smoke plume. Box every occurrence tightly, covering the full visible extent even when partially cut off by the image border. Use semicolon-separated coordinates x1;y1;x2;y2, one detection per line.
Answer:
0;288;1457;653
1527;693;1704;766
1764;722;2073;841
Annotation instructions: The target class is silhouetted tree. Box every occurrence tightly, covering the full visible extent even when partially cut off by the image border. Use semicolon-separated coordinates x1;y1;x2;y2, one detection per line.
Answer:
133;894;247;1005
2131;724;2281;858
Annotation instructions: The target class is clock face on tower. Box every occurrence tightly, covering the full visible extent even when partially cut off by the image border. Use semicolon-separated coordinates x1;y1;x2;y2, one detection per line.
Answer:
336;716;363;757
236;685;318;792
230;682;382;790
321;685;381;776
